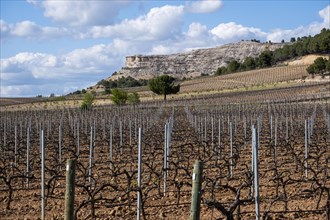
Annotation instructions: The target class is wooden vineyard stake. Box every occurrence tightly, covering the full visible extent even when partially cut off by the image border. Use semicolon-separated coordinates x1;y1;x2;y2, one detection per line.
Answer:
189;160;203;220
137;128;142;220
41;129;45;220
252;125;260;220
64;159;76;220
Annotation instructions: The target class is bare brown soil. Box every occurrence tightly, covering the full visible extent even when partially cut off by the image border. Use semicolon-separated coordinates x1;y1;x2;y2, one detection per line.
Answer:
0;99;329;219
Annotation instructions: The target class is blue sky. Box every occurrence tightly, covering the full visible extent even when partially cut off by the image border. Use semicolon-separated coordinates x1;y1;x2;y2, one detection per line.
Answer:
1;0;329;97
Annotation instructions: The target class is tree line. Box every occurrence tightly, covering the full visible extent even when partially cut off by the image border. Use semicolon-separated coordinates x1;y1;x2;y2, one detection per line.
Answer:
81;75;180;109
96;76;148;94
306;57;330;75
215;28;330;76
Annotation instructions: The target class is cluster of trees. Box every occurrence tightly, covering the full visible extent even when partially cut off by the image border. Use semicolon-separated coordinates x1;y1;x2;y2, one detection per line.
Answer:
97;76;148;92
215;51;273;75
68;89;87;96
81;75;180;109
306;57;330;75
71;76;148;96
110;89;140;105
273;28;330;63
215;28;330;76
80;89;141;109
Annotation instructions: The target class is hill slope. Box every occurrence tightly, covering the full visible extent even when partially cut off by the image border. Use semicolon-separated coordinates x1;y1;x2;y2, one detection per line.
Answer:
109;41;284;80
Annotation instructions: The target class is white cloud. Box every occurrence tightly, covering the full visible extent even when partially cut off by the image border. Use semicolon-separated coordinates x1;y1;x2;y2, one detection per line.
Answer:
1;53;59;80
2;3;330;97
63;44;119;72
11;20;40;37
186;22;209;39
0;20;9;32
185;0;222;13
88;5;185;40
210;22;267;42
319;5;330;25
0;20;10;40
42;0;131;26
153;22;214;53
0;43;126;97
0;20;69;40
149;44;179;55
267;5;330;42
1;85;34;97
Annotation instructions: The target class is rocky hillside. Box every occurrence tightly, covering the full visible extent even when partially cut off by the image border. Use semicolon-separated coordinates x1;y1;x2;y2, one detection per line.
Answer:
109;41;284;80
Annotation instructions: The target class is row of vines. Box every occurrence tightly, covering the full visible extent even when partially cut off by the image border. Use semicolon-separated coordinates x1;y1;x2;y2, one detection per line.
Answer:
0;96;330;219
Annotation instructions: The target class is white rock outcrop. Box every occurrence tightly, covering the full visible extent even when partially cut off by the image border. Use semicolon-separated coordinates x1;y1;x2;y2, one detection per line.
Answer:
109;41;284;80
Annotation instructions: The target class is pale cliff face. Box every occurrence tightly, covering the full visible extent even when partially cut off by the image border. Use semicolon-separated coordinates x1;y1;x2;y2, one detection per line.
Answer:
109;41;284;80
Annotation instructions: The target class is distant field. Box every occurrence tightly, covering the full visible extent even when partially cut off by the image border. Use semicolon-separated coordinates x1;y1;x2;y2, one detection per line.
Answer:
180;65;309;93
0;97;45;107
2;65;329;111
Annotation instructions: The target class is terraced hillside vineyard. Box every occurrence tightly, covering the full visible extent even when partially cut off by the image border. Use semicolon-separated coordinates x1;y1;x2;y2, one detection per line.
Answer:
180;65;309;93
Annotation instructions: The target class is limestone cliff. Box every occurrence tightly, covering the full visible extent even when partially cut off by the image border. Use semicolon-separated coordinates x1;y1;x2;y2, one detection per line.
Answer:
109;41;284;80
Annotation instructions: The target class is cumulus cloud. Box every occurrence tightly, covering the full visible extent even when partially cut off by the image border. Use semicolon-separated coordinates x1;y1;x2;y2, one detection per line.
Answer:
42;0;131;26
185;0;222;13
63;44;120;72
1;85;36;97
209;5;329;44
0;20;10;40
0;19;69;40
88;5;185;40
2;3;330;97
210;22;267;42
0;43;126;97
10;20;40;37
1;4;185;43
319;5;330;25
1;52;60;81
186;22;209;39
267;5;330;42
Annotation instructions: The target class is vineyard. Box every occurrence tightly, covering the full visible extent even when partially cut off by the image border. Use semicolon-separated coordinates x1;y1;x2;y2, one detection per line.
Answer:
180;65;309;93
1;90;330;219
0;97;46;107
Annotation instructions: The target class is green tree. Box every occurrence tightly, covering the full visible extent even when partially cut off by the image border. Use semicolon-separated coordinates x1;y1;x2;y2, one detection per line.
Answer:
313;57;326;74
81;93;95;110
326;58;330;72
242;57;256;70
103;88;111;95
257;50;273;68
110;88;128;105
306;65;315;75
227;60;240;73
148;75;180;101
215;66;227;76
127;92;140;105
